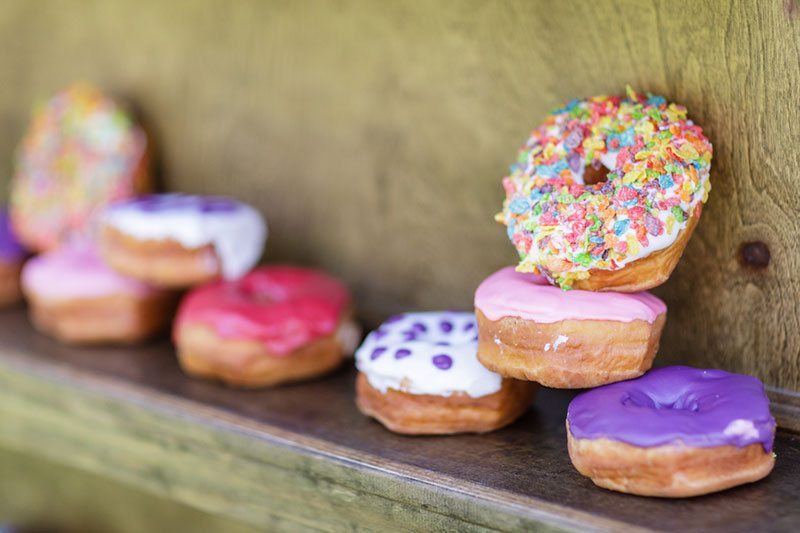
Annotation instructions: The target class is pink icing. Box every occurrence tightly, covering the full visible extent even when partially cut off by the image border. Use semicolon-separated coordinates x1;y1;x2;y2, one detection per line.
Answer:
174;265;352;356
474;267;666;324
22;245;158;300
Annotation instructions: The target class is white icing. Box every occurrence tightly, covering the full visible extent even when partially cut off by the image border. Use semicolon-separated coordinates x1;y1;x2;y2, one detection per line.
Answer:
104;194;267;279
723;419;760;441
355;312;502;399
553;334;568;350
336;320;363;357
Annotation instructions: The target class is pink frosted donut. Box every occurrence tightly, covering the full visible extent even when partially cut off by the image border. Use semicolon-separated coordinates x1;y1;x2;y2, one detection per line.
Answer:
474;266;666;388
173;265;360;387
21;245;173;344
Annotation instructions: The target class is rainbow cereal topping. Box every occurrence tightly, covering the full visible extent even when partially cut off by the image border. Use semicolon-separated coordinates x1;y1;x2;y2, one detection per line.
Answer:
497;87;712;289
10;83;149;251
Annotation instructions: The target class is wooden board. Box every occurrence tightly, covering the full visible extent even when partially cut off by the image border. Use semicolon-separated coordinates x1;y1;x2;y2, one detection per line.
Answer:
0;1;799;391
0;446;259;533
0;307;798;532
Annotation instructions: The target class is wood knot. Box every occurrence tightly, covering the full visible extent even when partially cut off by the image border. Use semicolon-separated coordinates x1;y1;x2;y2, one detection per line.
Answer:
739;241;770;269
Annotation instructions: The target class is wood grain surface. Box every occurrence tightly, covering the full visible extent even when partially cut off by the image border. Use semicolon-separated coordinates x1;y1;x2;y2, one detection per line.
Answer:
0;308;799;532
0;446;258;533
0;1;798;391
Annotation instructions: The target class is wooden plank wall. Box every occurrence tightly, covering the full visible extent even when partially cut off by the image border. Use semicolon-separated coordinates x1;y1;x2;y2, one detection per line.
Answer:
0;1;798;390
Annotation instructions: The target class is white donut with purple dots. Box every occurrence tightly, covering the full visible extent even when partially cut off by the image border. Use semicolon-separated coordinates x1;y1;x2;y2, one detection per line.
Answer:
354;311;537;435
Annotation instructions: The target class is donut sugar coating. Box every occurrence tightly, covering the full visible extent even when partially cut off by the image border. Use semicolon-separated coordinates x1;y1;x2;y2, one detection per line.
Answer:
474;267;666;388
173;265;360;388
0;209;28;307
355;312;537;435
497;87;712;291
10;83;151;252
21;245;175;345
567;366;776;498
100;193;267;288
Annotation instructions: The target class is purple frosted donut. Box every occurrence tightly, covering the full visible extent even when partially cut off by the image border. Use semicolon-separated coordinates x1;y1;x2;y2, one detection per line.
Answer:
566;366;776;497
0;208;26;306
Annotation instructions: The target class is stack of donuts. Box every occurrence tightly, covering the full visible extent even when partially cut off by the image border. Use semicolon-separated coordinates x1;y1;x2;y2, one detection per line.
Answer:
353;88;776;498
3;84;777;500
7;83;360;388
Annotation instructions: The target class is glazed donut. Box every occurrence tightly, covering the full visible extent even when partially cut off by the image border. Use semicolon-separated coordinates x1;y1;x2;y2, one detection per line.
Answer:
100;193;267;287
0;209;27;306
475;267;665;388
355;312;537;435
567;366;776;498
498;87;712;291
10;83;151;252
174;265;359;388
21;245;174;345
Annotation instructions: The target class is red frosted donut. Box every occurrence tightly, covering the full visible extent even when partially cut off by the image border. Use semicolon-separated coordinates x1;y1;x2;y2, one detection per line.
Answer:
174;265;360;387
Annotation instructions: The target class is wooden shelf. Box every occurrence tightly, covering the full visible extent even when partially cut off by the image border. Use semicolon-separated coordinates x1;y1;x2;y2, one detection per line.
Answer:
0;306;798;532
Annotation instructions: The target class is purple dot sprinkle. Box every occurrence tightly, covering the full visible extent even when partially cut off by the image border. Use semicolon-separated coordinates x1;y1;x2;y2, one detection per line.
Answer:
411;322;427;332
394;348;412;360
432;354;453;370
370;347;387;360
439;321;453;333
463;322;475;331
435;341;450;346
373;329;388;339
403;332;418;341
385;314;404;324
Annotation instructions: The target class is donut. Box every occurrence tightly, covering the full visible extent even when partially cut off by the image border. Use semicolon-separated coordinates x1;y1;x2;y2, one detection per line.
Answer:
497;87;712;291
174;265;359;388
475;267;666;388
99;193;267;287
10;83;151;252
21;245;174;345
567;366;776;497
0;209;28;306
355;312;537;435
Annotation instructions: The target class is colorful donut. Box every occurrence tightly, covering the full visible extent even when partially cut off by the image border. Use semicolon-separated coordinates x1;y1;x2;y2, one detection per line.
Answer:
100;193;267;287
498;87;712;291
567;366;776;497
0;209;27;306
10;83;151;251
475;267;666;388
355;312;536;435
21;245;174;345
174;265;359;387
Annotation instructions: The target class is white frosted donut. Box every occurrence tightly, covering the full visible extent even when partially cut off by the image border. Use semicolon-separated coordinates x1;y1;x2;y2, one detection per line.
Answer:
355;311;501;398
103;193;267;279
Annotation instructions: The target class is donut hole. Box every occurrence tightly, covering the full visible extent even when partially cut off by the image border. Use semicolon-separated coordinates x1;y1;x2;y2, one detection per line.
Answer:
583;160;611;185
621;390;702;413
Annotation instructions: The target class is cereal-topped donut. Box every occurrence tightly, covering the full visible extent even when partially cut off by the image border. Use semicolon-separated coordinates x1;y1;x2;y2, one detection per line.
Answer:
498;87;712;291
100;193;267;287
174;265;360;387
355;312;537;435
10;83;151;251
567;366;776;497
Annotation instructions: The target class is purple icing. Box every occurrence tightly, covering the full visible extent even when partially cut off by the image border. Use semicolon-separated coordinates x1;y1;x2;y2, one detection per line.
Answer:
370;347;387;360
0;210;25;261
567;366;776;452
432;354;453;370
394;348;411;359
121;193;240;213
